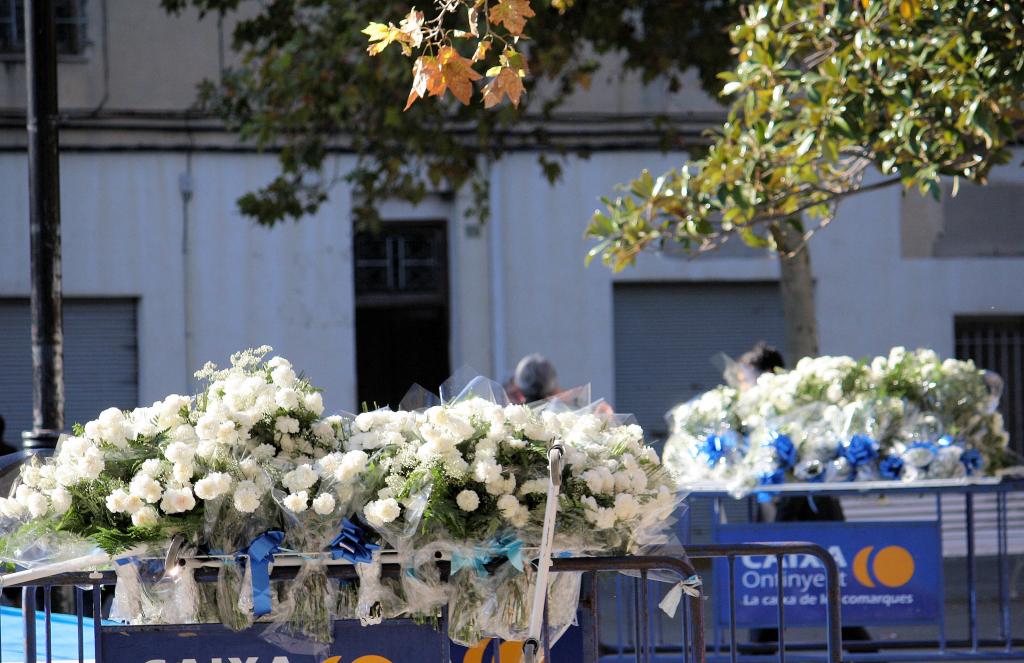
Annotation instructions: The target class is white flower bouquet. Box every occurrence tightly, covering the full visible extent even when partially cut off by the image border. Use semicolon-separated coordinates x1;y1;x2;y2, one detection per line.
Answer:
664;347;1013;494
0;348;681;656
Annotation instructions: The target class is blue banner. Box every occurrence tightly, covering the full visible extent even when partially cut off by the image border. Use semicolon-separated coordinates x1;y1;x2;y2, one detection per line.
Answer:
102;619;582;663
714;521;943;627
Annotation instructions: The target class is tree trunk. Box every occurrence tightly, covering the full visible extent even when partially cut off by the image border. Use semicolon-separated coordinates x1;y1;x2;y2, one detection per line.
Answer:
771;223;819;364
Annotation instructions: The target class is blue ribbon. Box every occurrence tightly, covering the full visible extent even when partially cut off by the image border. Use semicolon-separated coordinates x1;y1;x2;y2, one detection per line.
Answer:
329;518;380;564
755;468;785;503
879;454;905;480
450;535;525;576
243;530;284;617
697;432;737;467
766;433;797;470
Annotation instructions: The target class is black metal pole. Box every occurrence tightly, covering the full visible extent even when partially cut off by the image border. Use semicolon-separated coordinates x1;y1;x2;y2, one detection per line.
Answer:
22;0;64;450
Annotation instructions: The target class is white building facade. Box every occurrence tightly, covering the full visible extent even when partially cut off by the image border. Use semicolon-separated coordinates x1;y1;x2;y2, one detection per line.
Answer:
1;1;1022;450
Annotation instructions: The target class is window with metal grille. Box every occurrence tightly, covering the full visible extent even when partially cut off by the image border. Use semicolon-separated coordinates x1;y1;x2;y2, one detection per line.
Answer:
955;316;1024;457
0;0;87;55
354;223;447;305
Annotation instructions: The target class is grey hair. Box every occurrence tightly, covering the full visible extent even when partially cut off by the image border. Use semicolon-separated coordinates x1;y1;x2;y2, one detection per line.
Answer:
514;354;559;403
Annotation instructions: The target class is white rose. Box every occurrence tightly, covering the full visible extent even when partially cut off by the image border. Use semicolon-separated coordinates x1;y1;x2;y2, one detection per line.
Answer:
160;486;196;514
131;506;160;528
233;481;261;513
456;489;480;512
364;498;401;527
312;493;336;515
283;491;309;513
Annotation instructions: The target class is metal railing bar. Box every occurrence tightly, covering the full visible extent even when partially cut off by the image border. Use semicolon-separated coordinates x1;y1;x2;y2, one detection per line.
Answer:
938;493;947;653
92;583;102;663
997;490;1010;652
728;555;738;663
23;586;36;663
966;493;978;652
776;554;785;663
633;575;643;663
640;570;650;663
44;585;52;663
75;587;84;663
615;572;627;657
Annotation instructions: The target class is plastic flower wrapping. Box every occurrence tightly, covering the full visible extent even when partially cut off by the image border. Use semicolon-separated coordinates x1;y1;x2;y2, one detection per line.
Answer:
0;347;681;655
663;347;1014;496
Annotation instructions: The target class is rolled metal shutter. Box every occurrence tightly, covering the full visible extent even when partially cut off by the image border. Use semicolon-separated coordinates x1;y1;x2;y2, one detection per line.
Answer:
0;298;138;442
613;282;787;540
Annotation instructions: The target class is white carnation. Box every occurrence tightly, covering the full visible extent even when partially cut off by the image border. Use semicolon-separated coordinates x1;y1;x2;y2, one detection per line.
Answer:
275;388;300;410
312;493;336;515
335;450;369;483
160;486;196;514
49;487;72;515
364;498;401;527
283;491;309;513
129;474;163;504
233;481;261;513
194;472;233;500
456;489;480;512
131;506;159;528
106;489;131;514
283;464;318;492
304;392;324;415
275;416;300;434
164;441;195;465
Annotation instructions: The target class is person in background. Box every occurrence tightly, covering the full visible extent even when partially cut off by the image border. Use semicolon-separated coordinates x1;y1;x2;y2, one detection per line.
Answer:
741;343;876;654
0;416;18;456
514;354;560;404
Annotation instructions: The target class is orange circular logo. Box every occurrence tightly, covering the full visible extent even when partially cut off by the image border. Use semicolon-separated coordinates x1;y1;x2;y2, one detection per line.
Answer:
852;545;915;588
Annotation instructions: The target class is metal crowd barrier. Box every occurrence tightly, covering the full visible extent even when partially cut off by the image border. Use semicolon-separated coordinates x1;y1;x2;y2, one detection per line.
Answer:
0;545;843;663
634;477;1024;662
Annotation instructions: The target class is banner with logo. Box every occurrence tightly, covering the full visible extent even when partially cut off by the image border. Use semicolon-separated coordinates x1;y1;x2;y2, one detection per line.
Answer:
713;521;943;626
102;619;582;663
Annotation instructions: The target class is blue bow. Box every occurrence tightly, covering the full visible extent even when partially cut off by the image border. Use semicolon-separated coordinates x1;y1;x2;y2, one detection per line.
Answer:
841;434;879;476
330;518;380;564
243;530;284;617
697;432;737;467
960;449;983;475
450;548;491;576
766;433;797;470
493;535;525;572
879;454;905;480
